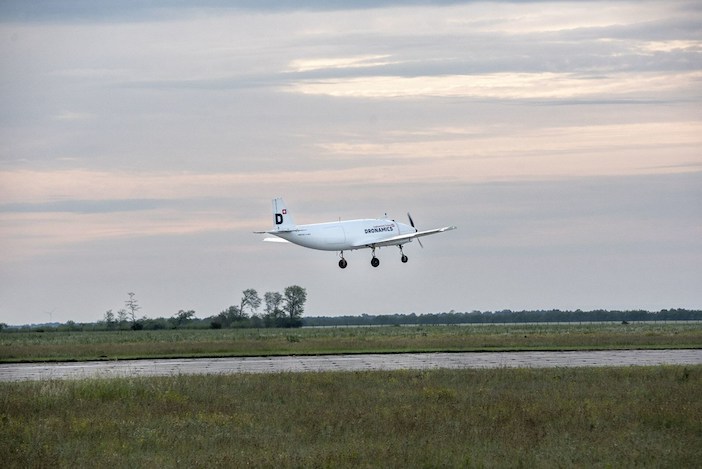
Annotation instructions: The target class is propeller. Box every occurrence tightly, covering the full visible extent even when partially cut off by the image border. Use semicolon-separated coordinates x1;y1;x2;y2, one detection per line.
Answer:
407;212;424;248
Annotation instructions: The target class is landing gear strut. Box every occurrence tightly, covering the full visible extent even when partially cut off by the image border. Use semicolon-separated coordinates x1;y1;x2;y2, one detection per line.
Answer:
370;247;380;268
399;245;408;263
338;252;347;269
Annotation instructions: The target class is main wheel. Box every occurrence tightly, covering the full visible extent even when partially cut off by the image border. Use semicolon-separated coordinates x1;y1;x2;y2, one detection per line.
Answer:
338;259;348;269
371;257;380;268
401;255;408;263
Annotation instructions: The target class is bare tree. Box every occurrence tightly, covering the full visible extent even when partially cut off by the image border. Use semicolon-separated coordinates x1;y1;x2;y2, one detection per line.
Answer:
125;292;141;323
116;309;128;324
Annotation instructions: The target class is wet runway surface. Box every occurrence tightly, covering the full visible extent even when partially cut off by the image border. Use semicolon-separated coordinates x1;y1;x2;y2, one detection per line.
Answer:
2;349;701;382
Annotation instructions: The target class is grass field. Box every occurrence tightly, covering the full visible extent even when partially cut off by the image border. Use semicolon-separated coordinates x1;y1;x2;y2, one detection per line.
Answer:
1;322;701;362
2;365;700;467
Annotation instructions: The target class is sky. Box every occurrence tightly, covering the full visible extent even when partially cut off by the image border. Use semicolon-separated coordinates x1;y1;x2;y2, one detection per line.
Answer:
1;1;701;325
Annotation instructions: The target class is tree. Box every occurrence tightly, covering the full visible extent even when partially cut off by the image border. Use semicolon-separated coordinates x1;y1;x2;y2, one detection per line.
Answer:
240;289;261;317
283;285;307;323
217;305;248;328
103;310;116;330
263;291;285;327
116;309;128;325
125;292;141;324
264;291;284;318
172;310;196;328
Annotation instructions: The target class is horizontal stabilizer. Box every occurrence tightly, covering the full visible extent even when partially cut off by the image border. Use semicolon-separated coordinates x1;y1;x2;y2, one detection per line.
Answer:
264;237;290;243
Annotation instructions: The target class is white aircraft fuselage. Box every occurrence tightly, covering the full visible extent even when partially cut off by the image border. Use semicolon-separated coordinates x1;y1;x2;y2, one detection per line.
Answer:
272;218;417;251
256;197;456;268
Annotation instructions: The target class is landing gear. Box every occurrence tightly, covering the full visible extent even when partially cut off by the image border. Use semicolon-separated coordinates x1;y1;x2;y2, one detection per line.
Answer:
337;247;407;268
399;245;408;263
370;247;380;268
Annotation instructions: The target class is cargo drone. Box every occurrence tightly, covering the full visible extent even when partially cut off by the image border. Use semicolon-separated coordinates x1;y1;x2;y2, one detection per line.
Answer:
256;197;457;268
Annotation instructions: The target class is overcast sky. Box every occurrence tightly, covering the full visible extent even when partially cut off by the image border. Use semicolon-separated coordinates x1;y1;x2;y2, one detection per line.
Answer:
1;1;701;325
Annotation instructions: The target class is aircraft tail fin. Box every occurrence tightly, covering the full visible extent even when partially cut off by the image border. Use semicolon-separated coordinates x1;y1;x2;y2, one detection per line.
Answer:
272;197;297;231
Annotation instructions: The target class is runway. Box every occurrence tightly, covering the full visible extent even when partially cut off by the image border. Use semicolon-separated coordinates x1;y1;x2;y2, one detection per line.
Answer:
1;349;701;382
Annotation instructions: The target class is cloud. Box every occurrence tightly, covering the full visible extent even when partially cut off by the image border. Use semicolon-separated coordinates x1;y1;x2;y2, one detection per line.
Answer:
287;55;399;73
318;121;702;159
4;113;700;212
0;1;475;23
0;198;170;214
53;111;96;121
285;71;702;100
0;169;386;204
639;40;702;53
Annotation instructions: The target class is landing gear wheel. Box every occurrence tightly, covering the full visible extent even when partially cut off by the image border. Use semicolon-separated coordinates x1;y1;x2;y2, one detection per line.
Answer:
371;257;380;268
399;245;408;264
338;258;348;269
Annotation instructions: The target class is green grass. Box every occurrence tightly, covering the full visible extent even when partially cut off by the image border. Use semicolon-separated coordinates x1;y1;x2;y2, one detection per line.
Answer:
2;366;700;467
2;323;701;362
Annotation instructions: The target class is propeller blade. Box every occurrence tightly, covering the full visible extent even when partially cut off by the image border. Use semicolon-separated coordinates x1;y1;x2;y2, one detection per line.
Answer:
407;212;424;248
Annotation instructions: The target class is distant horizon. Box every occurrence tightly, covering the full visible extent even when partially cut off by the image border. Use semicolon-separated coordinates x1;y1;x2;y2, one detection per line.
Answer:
4;307;701;329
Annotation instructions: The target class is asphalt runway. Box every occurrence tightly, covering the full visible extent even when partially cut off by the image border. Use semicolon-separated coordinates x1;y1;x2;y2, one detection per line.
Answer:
1;349;701;382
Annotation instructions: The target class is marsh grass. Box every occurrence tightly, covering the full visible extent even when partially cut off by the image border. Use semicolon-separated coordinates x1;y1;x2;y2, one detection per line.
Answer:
1;366;700;467
2;323;701;362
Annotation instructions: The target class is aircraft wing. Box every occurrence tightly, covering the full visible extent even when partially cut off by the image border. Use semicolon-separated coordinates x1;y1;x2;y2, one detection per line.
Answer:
354;225;457;248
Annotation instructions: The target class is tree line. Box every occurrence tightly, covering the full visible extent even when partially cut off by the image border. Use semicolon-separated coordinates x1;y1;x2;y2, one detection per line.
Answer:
3;305;700;332
302;309;702;327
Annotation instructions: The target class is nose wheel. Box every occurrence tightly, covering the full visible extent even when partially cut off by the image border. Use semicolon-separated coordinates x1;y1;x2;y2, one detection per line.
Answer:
338;252;348;269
